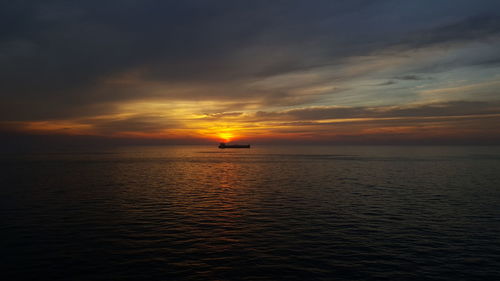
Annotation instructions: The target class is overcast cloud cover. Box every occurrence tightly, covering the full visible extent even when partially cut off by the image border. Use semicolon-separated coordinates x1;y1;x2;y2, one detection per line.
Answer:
1;0;500;144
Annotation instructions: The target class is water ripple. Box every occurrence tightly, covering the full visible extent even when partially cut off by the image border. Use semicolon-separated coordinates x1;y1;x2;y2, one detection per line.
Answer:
1;145;500;280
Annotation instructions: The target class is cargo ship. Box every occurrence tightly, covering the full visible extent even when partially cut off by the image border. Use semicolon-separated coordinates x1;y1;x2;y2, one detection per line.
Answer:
218;142;250;149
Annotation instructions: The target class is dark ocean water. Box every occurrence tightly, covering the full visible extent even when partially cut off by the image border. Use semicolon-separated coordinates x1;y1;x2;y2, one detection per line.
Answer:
1;145;500;280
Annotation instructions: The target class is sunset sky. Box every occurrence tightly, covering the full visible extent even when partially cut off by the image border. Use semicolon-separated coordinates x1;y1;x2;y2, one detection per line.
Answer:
1;0;500;145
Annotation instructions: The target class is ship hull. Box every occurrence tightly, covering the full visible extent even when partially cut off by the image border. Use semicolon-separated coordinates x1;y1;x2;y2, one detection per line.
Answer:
218;143;250;149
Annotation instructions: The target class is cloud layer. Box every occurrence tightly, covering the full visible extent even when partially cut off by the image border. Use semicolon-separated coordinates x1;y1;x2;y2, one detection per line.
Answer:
1;0;500;144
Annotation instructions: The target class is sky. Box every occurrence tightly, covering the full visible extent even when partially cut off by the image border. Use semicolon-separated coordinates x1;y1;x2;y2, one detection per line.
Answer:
1;0;500;145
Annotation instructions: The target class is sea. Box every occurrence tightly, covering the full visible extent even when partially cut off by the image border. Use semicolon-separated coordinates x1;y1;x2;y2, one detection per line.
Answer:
1;145;500;280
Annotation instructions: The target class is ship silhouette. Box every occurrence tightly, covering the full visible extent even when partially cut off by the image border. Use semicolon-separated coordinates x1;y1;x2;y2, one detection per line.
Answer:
218;142;250;149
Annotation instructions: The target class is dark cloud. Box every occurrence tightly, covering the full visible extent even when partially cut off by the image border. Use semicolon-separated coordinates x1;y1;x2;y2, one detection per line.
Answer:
393;75;427;81
202;112;243;120
1;0;500;134
377;80;396;86
252;101;500;121
470;57;500;67
86;115;179;134
402;13;500;48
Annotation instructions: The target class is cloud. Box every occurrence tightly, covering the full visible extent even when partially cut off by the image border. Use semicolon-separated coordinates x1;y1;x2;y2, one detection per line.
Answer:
1;1;500;144
202;112;244;120
2;100;499;145
377;80;397;86
85;115;180;134
251;101;500;122
394;75;427;81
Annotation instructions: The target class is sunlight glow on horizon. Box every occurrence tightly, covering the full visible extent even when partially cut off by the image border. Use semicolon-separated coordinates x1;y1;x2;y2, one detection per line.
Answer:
217;132;234;143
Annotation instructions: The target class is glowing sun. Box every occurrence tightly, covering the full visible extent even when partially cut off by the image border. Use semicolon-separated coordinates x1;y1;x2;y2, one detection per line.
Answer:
218;132;234;142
